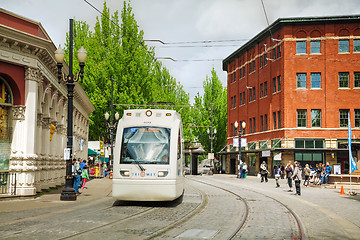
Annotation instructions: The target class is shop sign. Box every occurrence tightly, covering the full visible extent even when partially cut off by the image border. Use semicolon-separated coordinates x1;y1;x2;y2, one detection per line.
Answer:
262;150;271;157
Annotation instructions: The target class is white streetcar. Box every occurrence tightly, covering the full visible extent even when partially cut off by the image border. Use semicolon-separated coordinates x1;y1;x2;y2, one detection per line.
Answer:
112;109;185;201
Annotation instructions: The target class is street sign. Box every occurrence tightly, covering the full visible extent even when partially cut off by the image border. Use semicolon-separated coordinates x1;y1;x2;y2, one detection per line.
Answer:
208;153;214;160
64;148;70;160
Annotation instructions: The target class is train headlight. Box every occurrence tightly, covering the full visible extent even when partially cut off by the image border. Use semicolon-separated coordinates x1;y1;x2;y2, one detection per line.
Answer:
120;170;130;177
157;170;168;177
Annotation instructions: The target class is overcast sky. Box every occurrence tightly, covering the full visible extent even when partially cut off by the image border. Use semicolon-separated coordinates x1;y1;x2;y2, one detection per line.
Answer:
1;0;360;101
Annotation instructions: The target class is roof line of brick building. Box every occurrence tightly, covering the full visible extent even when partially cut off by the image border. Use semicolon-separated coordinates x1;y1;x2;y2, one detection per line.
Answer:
222;14;360;71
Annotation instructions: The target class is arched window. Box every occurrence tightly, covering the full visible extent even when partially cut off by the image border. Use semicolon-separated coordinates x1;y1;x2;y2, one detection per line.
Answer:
0;78;12;104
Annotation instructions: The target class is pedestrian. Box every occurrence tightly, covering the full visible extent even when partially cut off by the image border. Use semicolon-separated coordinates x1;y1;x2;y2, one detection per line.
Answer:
81;165;89;189
292;161;302;195
73;159;82;194
274;165;281;187
260;161;268;183
303;164;311;187
80;159;87;170
285;161;293;192
280;164;285;179
241;162;248;179
321;162;332;184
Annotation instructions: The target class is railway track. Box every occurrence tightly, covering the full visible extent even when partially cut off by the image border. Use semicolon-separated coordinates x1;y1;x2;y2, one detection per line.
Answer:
188;176;305;240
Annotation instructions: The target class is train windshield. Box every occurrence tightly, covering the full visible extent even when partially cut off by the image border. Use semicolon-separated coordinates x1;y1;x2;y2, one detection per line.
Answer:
120;127;171;165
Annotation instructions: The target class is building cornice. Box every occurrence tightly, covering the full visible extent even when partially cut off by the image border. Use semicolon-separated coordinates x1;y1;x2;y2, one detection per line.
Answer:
223;14;360;71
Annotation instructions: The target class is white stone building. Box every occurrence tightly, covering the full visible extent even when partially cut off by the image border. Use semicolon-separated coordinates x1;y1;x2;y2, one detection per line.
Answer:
0;9;95;196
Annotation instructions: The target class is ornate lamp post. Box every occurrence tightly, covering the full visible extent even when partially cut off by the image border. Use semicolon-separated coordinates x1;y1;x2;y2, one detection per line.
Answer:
105;111;119;166
104;77;119;166
55;19;87;201
234;120;246;178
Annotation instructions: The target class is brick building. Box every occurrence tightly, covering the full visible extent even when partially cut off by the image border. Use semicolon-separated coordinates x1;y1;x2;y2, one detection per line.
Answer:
222;15;360;176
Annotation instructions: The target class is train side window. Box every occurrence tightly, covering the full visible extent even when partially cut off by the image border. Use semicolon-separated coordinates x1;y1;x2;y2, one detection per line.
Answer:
177;129;182;159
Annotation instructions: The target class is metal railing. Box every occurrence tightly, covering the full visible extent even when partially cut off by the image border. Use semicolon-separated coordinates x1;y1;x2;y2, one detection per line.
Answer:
0;172;16;195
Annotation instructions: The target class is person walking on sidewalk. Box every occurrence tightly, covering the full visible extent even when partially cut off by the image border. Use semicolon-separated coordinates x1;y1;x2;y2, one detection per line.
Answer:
274;165;281;187
73;159;82;194
303;164;311;187
260;161;268;183
285;162;294;192
81;165;90;189
292;161;302;195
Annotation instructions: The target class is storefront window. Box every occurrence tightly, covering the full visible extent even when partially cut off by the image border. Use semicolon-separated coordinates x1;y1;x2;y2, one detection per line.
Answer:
0;78;12;171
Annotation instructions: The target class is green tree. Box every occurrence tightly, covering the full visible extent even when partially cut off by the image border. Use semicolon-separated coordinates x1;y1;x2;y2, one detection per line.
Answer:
192;68;227;153
65;1;190;141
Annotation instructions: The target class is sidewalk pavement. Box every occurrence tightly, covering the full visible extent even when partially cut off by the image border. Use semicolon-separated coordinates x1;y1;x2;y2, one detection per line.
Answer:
0;178;112;213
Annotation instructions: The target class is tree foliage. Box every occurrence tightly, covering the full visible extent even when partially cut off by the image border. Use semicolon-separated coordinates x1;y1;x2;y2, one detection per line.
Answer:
64;1;190;142
192;68;227;153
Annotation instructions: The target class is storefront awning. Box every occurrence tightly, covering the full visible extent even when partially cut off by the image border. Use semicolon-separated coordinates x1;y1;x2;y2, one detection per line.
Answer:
88;148;100;156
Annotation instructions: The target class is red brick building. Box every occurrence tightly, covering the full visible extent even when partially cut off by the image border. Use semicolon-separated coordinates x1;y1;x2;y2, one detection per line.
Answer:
222;15;360;176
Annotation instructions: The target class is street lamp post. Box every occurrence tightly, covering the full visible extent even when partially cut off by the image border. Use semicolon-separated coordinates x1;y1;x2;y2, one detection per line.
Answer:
55;19;87;201
234;121;246;178
104;78;119;166
207;103;216;173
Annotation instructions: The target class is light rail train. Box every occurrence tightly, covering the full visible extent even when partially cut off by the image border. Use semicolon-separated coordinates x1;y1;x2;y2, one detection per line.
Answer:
112;109;185;201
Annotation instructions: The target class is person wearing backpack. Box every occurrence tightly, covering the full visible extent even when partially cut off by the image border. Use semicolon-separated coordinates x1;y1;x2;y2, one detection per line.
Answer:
73;159;82;194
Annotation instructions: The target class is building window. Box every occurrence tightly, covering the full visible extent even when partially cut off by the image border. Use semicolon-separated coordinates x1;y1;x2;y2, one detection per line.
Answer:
261;115;264;131
253;117;256;133
277;45;281;58
277;111;281;129
272;139;281;148
311;73;321;89
273;48;276;59
265;114;268;131
260;83;263;98
250;118;252;133
295;152;323;162
260;141;267;149
296;41;306;54
253;87;256;100
243;67;245;77
339;39;349;53
354;72;360;88
273;112;277;129
295;139;324;149
234;96;236;108
249;89;252;102
239;93;242;105
231;97;233;109
264;53;268;65
310;40;321;54
234;72;236;82
355;109;360;128
253;60;256;72
311;109;321;128
297;73;307;88
273;77;276;93
249;62;252;73
239;68;242;78
354;39;360;52
339;109;349;127
339;72;349;88
264;82;267;96
297;109;307;127
260;56;263;68
277;76;281;92
243;91;245;105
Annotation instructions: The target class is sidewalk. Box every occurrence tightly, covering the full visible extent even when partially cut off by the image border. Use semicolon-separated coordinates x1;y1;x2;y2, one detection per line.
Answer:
0;178;112;213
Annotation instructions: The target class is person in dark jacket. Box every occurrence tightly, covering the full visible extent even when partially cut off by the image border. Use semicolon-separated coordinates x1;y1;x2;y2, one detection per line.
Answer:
285;162;293;192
